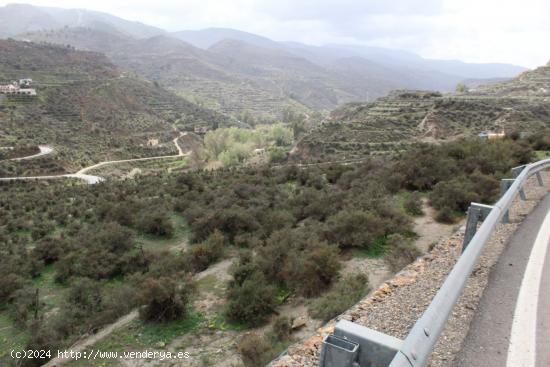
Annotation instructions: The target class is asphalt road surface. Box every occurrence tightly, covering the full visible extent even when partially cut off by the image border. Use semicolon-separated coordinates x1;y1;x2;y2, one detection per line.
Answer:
454;193;550;367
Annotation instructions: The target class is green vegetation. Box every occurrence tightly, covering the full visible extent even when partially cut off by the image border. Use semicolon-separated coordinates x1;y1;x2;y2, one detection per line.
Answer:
384;235;423;273
0;136;537;365
309;274;370;321
202;124;293;167
292;90;550;163
237;316;293;367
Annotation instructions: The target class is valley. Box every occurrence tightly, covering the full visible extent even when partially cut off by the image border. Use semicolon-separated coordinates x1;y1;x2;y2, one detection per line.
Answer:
0;3;549;367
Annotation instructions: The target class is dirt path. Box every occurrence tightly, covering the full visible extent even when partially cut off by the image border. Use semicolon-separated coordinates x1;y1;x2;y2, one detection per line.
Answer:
413;198;463;252
8;145;53;161
43;258;235;366
0;133;189;185
77;132;189;175
42;310;139;367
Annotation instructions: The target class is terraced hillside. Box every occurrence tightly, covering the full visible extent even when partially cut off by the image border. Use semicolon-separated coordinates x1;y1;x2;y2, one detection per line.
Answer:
291;91;438;162
471;61;550;97
0;39;230;175
18;27;523;121
291;66;550;162
15;28;334;118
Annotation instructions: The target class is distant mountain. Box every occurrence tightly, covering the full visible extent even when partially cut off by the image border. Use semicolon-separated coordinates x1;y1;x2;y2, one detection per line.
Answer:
172;28;282;50
323;44;527;79
169;28;528;80
0;3;164;38
1;4;531;118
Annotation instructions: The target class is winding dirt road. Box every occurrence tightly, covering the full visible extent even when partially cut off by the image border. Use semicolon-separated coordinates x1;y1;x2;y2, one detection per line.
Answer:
0;133;189;185
77;133;188;175
9;145;54;161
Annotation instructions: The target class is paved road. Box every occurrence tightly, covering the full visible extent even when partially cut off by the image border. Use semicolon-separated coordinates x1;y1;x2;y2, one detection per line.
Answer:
454;193;550;367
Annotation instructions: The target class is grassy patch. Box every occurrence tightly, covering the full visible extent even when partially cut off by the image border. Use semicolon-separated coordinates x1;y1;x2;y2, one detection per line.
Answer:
206;313;247;332
32;264;67;311
309;274;369;322
351;236;388;258
137;212;190;252
196;274;226;298
535;150;550;160
0;313;28;360
68;309;204;366
275;285;291;305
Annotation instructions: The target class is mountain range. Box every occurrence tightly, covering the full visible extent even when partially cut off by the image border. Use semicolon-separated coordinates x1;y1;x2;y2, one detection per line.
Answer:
0;3;529;118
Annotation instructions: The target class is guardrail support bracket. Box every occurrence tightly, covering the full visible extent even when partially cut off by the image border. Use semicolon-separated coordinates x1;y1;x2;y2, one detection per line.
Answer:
320;320;403;367
463;203;494;252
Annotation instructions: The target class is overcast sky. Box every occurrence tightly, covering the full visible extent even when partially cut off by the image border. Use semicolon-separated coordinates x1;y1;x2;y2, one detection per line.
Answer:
1;0;549;68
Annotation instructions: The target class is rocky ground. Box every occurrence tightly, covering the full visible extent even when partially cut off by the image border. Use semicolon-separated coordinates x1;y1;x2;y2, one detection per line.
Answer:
270;171;549;367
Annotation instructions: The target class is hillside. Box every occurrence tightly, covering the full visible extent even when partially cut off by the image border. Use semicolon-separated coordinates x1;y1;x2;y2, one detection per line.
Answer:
14;28;461;118
470;62;550;97
291;68;550;162
0;3;163;38
0;39;230;175
8;16;526;120
15;28;315;117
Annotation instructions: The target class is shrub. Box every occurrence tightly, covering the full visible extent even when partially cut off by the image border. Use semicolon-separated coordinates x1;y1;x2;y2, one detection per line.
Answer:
139;276;192;322
282;242;340;297
324;210;385;248
271;315;292;341
138;210;174;237
226;272;277;326
430;177;479;213
268;147;287;163
188;230;225;272
31;236;67;264
435;206;455;223
237;333;274;367
309;274;369;321
190;207;259;243
403;193;423;216
66;278;103;314
0;273;27;303
10;287;42;326
24;320;62;367
384;234;422;273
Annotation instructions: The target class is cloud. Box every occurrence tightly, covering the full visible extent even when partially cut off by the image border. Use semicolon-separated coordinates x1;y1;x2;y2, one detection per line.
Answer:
0;0;548;67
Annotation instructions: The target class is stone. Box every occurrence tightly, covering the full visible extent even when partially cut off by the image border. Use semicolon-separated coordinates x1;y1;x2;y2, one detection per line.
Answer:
292;316;307;330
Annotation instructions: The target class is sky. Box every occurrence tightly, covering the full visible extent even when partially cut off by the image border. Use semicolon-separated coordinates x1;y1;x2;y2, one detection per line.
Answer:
1;0;549;68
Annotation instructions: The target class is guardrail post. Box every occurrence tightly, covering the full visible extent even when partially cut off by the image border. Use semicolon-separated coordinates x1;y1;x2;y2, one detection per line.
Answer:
535;172;544;186
500;179;515;223
462;203;494;251
511;165;527;200
319;320;403;367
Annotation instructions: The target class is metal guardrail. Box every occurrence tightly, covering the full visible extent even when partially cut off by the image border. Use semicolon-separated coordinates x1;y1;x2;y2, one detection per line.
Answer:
320;158;550;367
